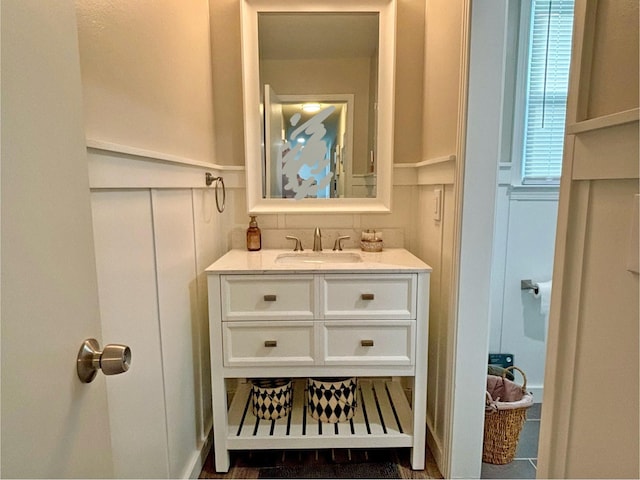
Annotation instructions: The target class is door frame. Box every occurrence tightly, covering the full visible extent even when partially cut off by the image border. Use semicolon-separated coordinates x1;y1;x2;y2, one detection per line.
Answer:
445;1;635;477
445;1;521;477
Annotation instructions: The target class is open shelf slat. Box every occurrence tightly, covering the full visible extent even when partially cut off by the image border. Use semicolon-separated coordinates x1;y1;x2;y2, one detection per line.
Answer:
226;379;414;450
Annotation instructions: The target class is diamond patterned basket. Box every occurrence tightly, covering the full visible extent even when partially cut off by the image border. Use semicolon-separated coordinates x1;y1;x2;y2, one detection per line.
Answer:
250;378;292;420
307;377;357;423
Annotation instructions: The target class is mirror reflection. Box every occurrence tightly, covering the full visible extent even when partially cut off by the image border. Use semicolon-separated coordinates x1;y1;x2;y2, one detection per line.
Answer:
258;12;379;199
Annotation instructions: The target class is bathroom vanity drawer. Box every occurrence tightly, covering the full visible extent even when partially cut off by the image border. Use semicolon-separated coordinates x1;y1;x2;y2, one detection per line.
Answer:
321;321;415;366
221;274;316;320
222;321;316;367
321;274;416;319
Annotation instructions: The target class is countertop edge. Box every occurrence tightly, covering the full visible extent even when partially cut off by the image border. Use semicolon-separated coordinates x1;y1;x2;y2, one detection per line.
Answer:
204;248;433;274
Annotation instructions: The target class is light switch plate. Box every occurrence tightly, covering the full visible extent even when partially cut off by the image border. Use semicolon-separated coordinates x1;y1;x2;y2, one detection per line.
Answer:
434;188;442;221
627;194;639;274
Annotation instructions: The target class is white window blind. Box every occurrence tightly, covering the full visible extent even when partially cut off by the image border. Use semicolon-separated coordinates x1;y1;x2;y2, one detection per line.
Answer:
522;0;574;184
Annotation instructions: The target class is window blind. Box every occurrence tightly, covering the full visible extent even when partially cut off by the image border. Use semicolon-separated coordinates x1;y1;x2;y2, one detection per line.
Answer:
522;0;574;184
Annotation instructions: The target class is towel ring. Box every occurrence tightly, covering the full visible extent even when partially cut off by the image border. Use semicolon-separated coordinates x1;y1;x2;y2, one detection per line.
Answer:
205;173;226;213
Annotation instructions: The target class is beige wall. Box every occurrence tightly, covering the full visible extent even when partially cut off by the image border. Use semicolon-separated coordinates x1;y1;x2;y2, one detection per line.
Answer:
422;0;464;161
587;0;639;118
209;0;245;167
76;0;216;163
394;0;426;163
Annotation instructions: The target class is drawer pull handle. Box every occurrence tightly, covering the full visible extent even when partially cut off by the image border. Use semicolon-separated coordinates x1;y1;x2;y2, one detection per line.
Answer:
360;340;374;347
361;293;375;301
264;340;277;347
263;294;277;302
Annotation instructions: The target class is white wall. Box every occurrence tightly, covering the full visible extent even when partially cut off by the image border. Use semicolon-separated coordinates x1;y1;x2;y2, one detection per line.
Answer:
414;179;456;470
91;179;232;478
92;190;171;478
484;0;559;399
488;173;559;398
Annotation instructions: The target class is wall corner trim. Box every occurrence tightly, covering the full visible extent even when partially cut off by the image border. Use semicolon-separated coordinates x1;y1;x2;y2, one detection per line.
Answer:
416;154;457;168
394;155;456;186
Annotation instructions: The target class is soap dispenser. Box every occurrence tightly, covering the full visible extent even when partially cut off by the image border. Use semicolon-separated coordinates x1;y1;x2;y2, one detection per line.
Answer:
246;215;262;251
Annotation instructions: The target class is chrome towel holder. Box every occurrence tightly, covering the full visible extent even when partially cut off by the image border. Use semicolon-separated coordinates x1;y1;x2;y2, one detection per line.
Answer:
205;172;225;213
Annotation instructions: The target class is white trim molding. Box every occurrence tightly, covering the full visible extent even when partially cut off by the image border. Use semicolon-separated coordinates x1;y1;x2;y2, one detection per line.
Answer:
86;140;245;190
565;107;640;135
394;155;456;186
508;185;560;201
87;139;226;170
87;143;456;192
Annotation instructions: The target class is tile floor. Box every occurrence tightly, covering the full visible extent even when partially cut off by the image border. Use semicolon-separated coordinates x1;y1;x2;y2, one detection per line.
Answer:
481;403;541;479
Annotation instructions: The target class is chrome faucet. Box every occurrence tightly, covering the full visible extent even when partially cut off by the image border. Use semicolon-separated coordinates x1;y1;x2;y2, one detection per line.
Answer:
313;227;322;252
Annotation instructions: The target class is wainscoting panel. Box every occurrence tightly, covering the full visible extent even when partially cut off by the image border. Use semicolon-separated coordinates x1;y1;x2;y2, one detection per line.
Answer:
415;183;456;471
192;188;233;442
91;186;218;478
91;190;170;478
151;190;201;479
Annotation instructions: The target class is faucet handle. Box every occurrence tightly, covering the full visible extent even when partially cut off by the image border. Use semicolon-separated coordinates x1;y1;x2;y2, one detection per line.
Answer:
285;235;304;251
333;235;350;251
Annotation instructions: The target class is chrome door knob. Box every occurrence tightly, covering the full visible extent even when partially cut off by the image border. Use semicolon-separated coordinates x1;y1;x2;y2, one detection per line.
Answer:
77;338;131;383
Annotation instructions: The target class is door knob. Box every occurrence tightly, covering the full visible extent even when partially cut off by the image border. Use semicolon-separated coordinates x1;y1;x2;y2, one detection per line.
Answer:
77;338;131;383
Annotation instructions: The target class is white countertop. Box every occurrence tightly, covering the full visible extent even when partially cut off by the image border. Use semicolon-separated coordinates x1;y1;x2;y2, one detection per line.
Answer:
205;248;432;274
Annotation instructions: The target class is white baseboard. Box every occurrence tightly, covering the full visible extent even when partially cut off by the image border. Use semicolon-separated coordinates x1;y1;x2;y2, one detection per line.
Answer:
186;427;214;479
528;386;544;403
426;416;446;477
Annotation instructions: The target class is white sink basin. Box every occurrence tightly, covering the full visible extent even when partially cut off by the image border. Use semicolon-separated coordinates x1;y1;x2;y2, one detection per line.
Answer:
275;251;363;264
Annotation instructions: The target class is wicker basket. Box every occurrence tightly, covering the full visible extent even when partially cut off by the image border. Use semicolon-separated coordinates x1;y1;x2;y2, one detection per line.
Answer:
483;366;533;464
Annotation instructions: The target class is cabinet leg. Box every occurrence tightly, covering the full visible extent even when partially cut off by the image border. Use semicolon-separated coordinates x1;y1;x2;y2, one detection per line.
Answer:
211;375;230;472
214;447;230;473
410;445;426;470
411;376;427;470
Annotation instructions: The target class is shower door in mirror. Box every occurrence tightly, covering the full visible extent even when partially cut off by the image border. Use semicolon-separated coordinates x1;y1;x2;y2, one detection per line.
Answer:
264;85;357;199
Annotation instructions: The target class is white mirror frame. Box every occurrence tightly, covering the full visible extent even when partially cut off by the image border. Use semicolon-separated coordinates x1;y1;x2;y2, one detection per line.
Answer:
241;0;396;214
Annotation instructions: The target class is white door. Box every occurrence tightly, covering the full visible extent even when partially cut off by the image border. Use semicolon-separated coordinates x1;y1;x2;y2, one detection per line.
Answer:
1;1;114;477
537;0;639;477
264;84;286;197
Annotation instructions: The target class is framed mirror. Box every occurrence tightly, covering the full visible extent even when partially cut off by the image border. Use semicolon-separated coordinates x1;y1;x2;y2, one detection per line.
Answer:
241;0;396;213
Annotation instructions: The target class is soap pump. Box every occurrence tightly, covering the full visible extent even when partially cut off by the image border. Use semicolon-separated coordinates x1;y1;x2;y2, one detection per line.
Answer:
246;215;262;251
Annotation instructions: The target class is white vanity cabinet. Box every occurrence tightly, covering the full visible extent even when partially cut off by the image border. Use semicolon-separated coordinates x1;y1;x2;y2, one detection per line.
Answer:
207;249;431;472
